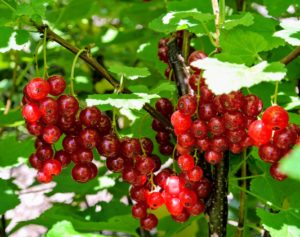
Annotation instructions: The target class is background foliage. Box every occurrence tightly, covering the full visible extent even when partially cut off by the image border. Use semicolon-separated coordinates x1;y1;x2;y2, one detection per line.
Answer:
0;0;300;236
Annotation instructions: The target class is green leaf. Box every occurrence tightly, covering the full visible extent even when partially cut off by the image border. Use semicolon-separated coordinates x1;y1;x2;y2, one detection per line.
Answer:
0;110;24;127
47;221;105;237
257;208;300;237
263;0;299;16
280;146;300;181
149;10;214;34
108;65;150;80
223;13;254;30
218;29;269;65
0;27;30;53
0;135;33;167
86;93;159;111
0;26;13;49
15;203;139;237
0;179;20;214
191;58;286;94
274;21;300;46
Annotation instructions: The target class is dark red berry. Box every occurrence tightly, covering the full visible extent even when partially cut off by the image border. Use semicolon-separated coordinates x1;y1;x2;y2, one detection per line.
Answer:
152;119;166;132
242;95;263;117
224;112;246;131
204;150;223;164
258;143;282;163
39;97;58;118
29;153;43;170
159;143;174;155
54;150;71;168
37;171;52;183
57;95;79;117
186;200;205;216
198;103;216;121
200;85;214;103
140;214;158;231
42;125;62;144
273;127;297;150
96;113;112;135
62;136;81;153
36;145;53;161
155;131;170;145
47;75;66;96
130;186;148;202
270;162;287;181
77;148;93;163
220;91;245;112
79;106;101;127
106;156;126;172
140;137;154;155
171;210;190;223
26;122;43;136
191;119;208;139
72;163;91;183
211;136;229;153
208;117;225;136
80;128;99;150
188;50;207;71
177;95;197;116
97;134;120;158
156;98;173;118
135;156;156;175
195;178;212;198
132;202;147;219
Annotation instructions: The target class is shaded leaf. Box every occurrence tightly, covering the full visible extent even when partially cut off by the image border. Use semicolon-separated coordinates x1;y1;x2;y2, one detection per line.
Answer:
108;65;150;80
280;146;300;181
0;179;20;214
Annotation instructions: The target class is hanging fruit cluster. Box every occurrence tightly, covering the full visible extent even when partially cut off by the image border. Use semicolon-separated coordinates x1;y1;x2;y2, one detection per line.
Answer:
248;105;300;180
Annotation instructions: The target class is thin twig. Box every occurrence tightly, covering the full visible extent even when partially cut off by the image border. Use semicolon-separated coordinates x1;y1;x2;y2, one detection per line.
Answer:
34;24;172;129
280;46;300;65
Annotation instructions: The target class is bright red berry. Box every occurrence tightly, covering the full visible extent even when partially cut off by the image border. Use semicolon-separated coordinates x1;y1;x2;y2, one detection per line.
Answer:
248;120;272;146
132;202;147;219
37;171;52;183
204;150;223;165
140;214;158;231
79;106;101;127
147;192;164;209
262;105;289;130
171;111;192;132
178;154;195;171
187;166;203;182
42;125;62;144
26;78;50;100
22;102;41;123
47;75;66;96
26;122;43;136
179;189;197;208
57;95;79;117
177;95;197;116
165;197;184;215
191;119;208;139
43;159;62;176
165;176;184;195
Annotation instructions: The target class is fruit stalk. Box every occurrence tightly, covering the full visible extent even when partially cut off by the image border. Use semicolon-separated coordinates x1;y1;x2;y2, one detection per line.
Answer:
207;152;229;237
34;24;172;129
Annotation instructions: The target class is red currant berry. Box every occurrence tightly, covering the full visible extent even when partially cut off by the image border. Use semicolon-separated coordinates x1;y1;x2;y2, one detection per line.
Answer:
165;176;184;195
211;136;229;153
36;144;53;161
200;85;214;103
77;148;93;163
57;95;79;117
26;78;50;100
187;166;203;182
54;150;71;168
130;186;148;202
186;200;205;216
42;125;62;144
154;168;173;187
196;138;210;151
39;97;58;118
26;122;43;136
226;129;247;144
132;202;147;219
140;137;154;155
135;156;156;175
80;128;99;150
147;192;164;209
43;159;62;176
155;131;171;145
242;94;263;117
79;106;101;127
62;135;81;153
248;120;272;146
204;150;223;165
273;127;297;150
262;105;289;130
165;197;184;215
140;214;158;231
72;163;91;183
29;153;44;170
224;112;246;131
152;119;166;132
159;143;174;155
178;154;195;171
106;156;126;172
97;134;120;158
47;75;66;96
221;91;245;112
270;162;287;181
156;98;174;118
195;178;212;198
177;95;197;116
171;111;192;132
96;113;112;135
122;167;139;184
258;143;282;163
191;119;208;139
179;189;197;208
188;50;207;71
177;132;195;148
37;171;52;183
208;117;225;136
198;103;216;121
171;210;190;223
87;162;98;179
22;102;41;123
229;143;243;154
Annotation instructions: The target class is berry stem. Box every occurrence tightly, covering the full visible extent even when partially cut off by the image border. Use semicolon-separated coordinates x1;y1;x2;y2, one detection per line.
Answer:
230;174;264;181
237;149;248;237
42;27;49;79
0;0;15;12
171;145;177;172
34;40;43;76
182;30;190;63
273;81;279;105
70;48;86;97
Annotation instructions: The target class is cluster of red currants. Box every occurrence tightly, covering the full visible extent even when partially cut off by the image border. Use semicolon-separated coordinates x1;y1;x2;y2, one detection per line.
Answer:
171;50;263;165
152;98;174;156
22;75;104;183
248;105;300;181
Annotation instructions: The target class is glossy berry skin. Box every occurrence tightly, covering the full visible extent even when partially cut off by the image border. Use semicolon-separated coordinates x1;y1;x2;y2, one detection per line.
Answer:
122;167;139;184
136;156;155;175
186;200;205;216
200;86;214;103
177;95;197;116
22;102;41;123
37;171;52;183
178;154;195;171
196;138;210;151
26;122;43;136
42;125;62;144
62;136;81;153
273;127;298;150
242;95;263;117
96;114;112;136
80;128;99;150
140;137;154;155
47;75;66;96
220;91;245;112
204;150;223;165
165;197;184;215
196;178;212;198
258;143;282;163
72;163;91;183
159;143;174;155
208;117;225;136
198;103;216;121
77;149;93;163
130;186;148;202
26;78;50;100
97;134;120;158
29;153;44;170
248;120;272;146
230;143;243;154
147;192;164;209
106;156;126;172
87;162;98;179
39;97;58;118
191;120;208;139
262;105;289;131
188;73;201;91
154;169;173;187
152;119;166;132
140;214;158;231
36;145;53;161
155;98;174;118
172;210;190;223
187;166;203;182
155;131;170;145
188;50;207;71
270;162;287;181
227;129;247;144
171;111;192;133
43;159;62;176
224;112;246;131
151;154;161;172
165;176;184;195
57;95;79;117
210;137;229;153
54;150;71;168
213;95;225;114
79;106;101;127
35;137;46;149
177;132;195;148
179;189;197;208
132;202;147;219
